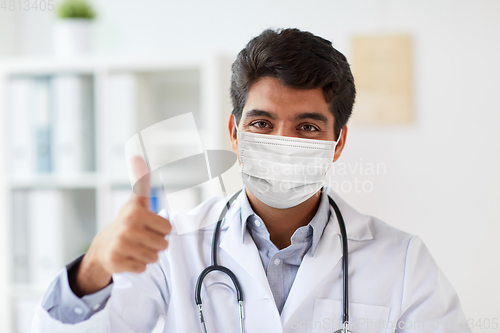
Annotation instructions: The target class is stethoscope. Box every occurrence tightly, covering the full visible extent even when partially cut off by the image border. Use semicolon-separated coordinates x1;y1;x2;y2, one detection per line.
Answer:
195;189;351;333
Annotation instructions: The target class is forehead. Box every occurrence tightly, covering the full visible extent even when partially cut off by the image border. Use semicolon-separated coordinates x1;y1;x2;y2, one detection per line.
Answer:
243;77;331;117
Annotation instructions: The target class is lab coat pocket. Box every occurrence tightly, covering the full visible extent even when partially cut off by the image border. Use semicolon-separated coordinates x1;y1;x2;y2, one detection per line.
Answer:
312;298;391;333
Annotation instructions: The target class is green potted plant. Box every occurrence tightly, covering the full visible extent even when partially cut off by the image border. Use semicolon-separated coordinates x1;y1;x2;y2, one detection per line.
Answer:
52;0;97;57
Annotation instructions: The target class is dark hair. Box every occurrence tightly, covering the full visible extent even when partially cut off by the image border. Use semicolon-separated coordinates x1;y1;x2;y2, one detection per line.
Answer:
230;28;356;140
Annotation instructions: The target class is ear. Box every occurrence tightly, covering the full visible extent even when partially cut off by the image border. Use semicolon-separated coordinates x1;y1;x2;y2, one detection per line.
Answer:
333;125;348;163
228;115;240;163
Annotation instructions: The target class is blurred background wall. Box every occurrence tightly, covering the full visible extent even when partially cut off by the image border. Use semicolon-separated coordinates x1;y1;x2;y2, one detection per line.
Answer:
0;0;499;332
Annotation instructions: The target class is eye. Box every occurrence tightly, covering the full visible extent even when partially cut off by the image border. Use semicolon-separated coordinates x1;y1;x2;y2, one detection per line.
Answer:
250;121;271;129
299;124;319;132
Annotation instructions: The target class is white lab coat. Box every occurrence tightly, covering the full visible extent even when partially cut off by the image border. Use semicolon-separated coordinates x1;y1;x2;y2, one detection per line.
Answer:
32;188;471;333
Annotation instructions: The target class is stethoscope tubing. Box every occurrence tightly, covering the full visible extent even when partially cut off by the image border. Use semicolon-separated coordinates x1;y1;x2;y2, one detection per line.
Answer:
195;190;244;332
194;189;350;332
328;195;349;326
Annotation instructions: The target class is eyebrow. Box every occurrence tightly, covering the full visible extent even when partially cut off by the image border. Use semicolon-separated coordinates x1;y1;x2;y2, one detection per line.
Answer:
294;112;329;124
243;109;329;124
243;109;276;120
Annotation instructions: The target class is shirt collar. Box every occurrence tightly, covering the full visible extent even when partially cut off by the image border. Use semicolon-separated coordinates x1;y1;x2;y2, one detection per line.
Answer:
239;186;331;255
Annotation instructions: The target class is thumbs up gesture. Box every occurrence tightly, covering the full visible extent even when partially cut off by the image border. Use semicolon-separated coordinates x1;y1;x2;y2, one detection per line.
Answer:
69;156;171;297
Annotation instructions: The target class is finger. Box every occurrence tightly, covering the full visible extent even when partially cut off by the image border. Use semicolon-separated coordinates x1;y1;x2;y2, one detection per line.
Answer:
142;213;172;236
129;155;150;209
124;228;169;252
112;255;148;274
117;241;159;264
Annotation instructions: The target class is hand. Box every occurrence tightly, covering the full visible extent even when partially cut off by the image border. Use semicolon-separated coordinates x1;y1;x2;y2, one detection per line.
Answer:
70;156;171;297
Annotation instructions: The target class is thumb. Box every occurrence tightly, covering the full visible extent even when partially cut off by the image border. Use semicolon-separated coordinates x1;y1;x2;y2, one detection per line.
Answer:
129;155;150;209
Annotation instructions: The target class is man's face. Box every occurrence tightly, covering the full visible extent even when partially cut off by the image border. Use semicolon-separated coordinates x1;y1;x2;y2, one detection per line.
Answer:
229;76;346;162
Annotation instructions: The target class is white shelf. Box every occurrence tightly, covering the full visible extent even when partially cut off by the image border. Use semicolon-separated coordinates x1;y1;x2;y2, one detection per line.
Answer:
7;173;200;189
0;54;235;333
0;55;210;76
8;173;102;189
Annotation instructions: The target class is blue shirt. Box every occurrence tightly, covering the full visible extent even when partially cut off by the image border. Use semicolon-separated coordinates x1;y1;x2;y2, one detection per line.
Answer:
41;187;331;323
240;186;330;313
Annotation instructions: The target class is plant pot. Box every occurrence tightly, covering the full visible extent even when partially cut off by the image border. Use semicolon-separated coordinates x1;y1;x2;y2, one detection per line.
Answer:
52;19;92;58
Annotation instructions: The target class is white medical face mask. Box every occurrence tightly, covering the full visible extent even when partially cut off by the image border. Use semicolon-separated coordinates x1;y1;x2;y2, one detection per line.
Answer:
234;117;340;209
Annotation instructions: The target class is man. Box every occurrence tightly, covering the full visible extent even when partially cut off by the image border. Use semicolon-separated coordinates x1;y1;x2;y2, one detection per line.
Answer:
33;28;470;332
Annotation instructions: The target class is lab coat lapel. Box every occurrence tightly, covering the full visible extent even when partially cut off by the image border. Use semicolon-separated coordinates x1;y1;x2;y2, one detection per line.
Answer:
219;201;275;301
280;211;343;326
280;189;374;326
218;188;374;324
